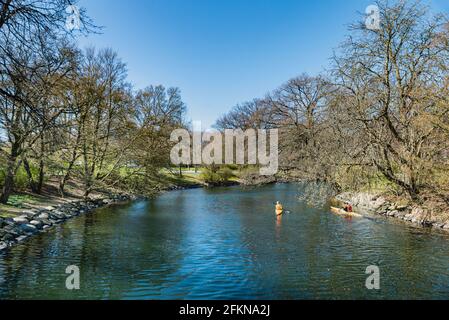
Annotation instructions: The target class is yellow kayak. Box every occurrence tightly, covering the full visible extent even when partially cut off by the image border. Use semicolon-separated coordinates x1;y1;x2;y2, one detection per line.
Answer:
330;207;362;218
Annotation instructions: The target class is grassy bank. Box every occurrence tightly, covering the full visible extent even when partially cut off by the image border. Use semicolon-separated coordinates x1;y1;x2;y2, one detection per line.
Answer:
0;171;206;219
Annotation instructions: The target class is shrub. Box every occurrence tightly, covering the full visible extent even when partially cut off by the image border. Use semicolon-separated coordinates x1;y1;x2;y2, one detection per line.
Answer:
200;167;234;185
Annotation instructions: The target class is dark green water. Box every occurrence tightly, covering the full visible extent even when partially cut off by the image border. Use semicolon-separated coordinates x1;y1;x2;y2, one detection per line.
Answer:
0;184;448;299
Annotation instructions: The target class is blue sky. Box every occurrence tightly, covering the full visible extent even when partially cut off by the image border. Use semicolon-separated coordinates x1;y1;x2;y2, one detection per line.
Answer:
77;0;449;128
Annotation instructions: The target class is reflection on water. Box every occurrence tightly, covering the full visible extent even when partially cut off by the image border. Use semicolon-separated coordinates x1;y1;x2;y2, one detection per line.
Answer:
0;184;448;299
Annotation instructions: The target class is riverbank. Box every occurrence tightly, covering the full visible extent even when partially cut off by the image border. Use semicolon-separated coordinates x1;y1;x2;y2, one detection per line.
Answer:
2;172;447;253
240;171;449;232
0;193;138;251
336;192;449;231
0;169;250;251
0;172;207;252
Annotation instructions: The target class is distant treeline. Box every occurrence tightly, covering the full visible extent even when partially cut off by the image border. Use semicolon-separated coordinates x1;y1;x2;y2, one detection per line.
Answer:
215;1;449;204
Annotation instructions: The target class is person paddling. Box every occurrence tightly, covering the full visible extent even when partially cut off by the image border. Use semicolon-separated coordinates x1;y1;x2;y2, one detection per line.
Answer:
344;202;353;213
275;201;284;216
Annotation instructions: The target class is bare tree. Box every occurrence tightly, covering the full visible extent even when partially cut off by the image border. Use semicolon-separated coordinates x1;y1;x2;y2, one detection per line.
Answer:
0;0;92;202
332;0;449;201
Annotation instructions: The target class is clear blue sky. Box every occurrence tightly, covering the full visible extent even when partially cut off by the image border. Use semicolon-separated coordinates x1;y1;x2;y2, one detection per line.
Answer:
77;0;449;128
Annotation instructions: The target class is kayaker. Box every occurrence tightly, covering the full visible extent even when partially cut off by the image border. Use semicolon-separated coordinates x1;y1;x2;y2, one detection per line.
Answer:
275;201;283;215
344;202;353;213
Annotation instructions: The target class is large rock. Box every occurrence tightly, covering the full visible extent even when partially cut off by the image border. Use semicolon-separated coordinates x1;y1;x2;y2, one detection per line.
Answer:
4;225;19;235
19;224;38;234
16;235;28;242
2;232;15;242
23;211;37;219
13;215;29;224
38;213;49;220
386;210;398;217
40;219;53;226
3;218;15;227
49;211;65;220
29;220;44;229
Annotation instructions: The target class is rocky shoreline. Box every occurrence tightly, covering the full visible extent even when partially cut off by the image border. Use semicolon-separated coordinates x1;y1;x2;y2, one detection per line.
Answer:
239;173;277;186
336;192;449;231
0;194;136;252
0;181;232;253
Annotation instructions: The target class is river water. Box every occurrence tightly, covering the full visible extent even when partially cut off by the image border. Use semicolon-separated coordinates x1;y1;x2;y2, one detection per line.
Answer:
0;184;448;299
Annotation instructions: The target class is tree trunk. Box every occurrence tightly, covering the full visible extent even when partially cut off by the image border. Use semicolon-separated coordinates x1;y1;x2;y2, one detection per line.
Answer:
59;161;75;197
406;180;421;203
37;158;44;194
59;129;81;196
0;144;19;204
36;135;45;194
23;157;38;193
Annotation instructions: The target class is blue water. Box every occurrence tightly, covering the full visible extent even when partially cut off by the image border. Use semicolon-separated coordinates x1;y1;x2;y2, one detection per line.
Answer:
0;184;448;299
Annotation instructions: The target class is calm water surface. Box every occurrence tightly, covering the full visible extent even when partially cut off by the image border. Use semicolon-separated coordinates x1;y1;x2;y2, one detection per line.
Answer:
0;184;448;299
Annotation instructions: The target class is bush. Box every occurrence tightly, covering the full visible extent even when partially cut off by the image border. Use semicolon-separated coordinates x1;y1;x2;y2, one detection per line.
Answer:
219;167;233;181
200;167;234;185
0;160;47;192
224;164;239;171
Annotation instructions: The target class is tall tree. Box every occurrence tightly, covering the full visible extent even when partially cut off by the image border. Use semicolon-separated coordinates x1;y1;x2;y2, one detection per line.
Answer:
332;0;449;201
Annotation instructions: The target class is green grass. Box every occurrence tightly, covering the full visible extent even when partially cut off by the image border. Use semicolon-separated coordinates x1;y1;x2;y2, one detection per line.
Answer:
0;194;43;218
6;194;39;208
160;171;204;187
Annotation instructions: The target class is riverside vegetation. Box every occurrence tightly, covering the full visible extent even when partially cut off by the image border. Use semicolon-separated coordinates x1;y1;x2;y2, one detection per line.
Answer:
0;0;448;249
